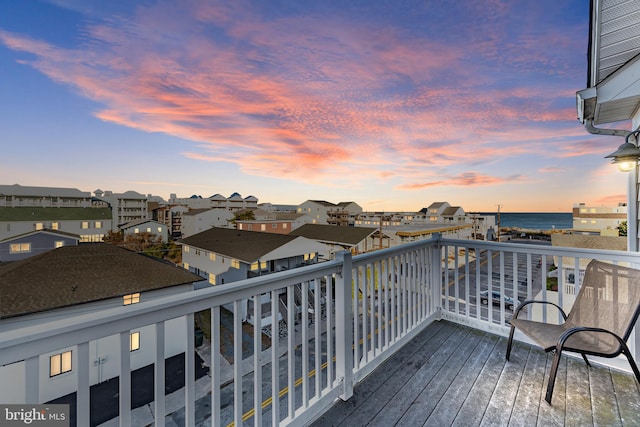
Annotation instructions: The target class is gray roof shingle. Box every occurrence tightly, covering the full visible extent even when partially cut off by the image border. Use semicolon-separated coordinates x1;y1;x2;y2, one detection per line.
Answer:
0;244;202;318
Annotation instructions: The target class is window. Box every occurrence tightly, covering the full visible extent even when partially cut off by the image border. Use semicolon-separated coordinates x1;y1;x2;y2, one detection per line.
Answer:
209;273;216;285
157;227;162;233
9;243;31;254
283;223;288;229
238;224;244;230
130;332;140;351
231;259;240;269
184;262;190;270
251;262;259;271
146;227;151;233
261;224;266;231
272;223;277;229
184;246;190;253
260;260;267;270
209;253;216;261
35;222;44;230
95;221;102;229
50;351;72;377
123;293;140;305
51;222;59;230
81;221;89;229
248;224;252;231
55;241;65;248
134;228;140;233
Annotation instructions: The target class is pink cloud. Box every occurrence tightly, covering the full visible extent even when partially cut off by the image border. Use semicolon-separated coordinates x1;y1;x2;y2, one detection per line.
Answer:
0;0;590;191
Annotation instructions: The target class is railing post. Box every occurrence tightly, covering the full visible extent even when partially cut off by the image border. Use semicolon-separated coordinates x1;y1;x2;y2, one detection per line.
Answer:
431;234;443;319
335;251;353;400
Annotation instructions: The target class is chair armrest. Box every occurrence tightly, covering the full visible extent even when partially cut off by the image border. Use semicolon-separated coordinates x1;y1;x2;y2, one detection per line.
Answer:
513;299;568;321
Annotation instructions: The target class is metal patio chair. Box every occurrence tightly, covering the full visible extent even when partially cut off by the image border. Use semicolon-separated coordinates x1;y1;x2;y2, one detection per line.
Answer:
506;259;640;404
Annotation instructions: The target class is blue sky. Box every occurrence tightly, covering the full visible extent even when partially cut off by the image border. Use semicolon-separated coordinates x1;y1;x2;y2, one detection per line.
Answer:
0;0;628;212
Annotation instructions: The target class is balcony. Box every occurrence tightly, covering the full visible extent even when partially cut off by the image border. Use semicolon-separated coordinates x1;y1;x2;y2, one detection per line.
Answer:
1;236;639;426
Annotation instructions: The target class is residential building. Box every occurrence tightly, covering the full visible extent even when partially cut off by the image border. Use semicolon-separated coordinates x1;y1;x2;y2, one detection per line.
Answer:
572;202;627;236
153;205;188;239
94;189;148;230
296;200;362;224
0;229;80;262
179;227;328;325
120;219;169;243
289;224;377;259
0;244;204;403
235;208;311;234
0;207;112;243
167;192;259;211
0;184;92;208
181;208;235;238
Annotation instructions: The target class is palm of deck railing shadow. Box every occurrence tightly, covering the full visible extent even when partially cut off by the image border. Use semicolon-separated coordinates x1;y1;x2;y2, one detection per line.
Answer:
506;259;640;404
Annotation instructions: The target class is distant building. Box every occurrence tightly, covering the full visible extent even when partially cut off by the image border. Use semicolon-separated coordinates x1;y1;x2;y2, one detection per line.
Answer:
120;219;169;242
296;200;362;225
94;189;148;230
0;184;92;208
168;192;259;211
0;206;112;243
235;209;311;234
0;229;80;262
153;204;189;239
572;203;626;236
181;208;235;238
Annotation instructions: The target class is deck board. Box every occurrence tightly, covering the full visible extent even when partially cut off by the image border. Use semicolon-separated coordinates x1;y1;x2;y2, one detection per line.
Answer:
311;320;640;427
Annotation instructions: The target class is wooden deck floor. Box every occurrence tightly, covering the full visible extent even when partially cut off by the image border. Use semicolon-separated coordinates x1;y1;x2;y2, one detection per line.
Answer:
311;320;640;426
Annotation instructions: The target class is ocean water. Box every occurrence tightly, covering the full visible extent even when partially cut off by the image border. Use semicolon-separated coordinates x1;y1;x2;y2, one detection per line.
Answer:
479;212;572;230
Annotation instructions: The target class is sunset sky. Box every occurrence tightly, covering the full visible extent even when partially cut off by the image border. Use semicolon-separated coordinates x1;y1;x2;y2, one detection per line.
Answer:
0;0;630;212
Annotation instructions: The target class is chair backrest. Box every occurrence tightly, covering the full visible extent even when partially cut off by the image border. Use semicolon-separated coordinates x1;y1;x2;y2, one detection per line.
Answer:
567;260;640;343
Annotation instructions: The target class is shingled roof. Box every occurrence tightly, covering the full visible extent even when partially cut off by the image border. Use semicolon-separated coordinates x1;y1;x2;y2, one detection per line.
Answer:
0;244;202;318
179;227;300;263
289;224;376;246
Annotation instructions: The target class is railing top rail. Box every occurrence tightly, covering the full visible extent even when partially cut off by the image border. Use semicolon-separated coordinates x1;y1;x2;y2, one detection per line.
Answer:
440;237;640;263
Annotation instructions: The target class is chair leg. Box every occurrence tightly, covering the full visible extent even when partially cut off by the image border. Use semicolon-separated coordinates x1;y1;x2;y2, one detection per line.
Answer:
621;344;640;386
546;348;563;404
506;324;516;361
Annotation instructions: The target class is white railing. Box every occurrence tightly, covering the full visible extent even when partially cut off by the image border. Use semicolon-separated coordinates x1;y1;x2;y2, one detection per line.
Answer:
1;236;640;426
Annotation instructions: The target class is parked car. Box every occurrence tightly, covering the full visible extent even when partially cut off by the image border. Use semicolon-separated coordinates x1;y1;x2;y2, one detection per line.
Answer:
479;290;519;311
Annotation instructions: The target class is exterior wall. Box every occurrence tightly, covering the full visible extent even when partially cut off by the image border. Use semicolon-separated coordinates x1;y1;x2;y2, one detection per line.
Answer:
0;185;92;208
0;285;194;403
181;209;235;238
0;233;78;261
98;191;148;230
236;221;292;234
181;245;249;285
122;220;169;242
572;203;626;235
0;217;111;243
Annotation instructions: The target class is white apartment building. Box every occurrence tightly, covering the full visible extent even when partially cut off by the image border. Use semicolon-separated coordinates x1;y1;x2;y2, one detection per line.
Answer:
94;189;148;230
572;203;627;236
181;208;236;238
296;200;362;225
0;184;92;208
167;192;259;211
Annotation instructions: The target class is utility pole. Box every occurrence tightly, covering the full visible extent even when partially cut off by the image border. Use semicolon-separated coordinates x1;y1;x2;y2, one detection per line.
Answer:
497;204;502;242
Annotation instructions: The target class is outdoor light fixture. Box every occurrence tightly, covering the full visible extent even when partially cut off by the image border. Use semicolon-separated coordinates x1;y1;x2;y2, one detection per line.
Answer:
605;130;640;172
